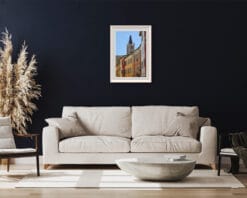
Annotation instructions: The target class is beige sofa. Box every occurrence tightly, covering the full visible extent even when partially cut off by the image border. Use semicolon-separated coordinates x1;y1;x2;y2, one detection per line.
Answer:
42;106;217;169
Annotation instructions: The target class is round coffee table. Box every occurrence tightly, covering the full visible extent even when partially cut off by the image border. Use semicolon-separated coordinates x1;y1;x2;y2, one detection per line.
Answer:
116;157;196;181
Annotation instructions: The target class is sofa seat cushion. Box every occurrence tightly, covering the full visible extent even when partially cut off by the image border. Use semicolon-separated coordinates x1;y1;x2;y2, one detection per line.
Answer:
59;136;130;153
131;136;201;153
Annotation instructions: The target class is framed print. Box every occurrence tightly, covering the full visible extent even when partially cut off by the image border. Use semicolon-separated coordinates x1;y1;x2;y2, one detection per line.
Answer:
110;25;152;83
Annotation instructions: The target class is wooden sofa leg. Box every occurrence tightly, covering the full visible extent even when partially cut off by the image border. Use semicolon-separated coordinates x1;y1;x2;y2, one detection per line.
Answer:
7;159;10;172
210;163;216;170
44;164;50;169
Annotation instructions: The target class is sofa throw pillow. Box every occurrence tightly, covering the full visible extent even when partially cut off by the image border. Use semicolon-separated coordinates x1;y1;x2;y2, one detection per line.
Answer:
163;113;199;139
177;112;209;127
45;112;86;139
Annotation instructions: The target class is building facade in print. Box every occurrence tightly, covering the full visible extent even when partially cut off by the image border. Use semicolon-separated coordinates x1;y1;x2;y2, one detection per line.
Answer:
139;31;146;77
116;55;122;77
116;32;146;77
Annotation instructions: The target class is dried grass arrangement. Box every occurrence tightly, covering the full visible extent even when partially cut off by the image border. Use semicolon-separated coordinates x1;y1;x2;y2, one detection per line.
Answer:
0;30;41;134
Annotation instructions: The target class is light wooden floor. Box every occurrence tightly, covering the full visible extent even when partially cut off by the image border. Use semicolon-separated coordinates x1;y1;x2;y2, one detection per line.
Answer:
0;164;247;198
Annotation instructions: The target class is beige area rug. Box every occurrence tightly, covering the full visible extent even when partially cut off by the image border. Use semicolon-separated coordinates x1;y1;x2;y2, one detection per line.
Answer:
0;169;245;189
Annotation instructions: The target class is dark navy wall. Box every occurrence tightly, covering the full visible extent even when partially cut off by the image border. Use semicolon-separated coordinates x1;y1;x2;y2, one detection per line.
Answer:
1;0;247;151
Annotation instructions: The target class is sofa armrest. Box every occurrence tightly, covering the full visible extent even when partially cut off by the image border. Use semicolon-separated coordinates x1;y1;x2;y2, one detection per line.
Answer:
42;126;59;155
199;126;217;164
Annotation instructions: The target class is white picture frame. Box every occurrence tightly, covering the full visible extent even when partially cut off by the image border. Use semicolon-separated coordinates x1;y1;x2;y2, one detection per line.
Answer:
110;25;152;83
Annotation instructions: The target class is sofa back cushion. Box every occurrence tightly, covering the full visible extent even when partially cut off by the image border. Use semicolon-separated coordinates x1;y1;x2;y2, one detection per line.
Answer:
132;106;199;138
62;106;131;138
